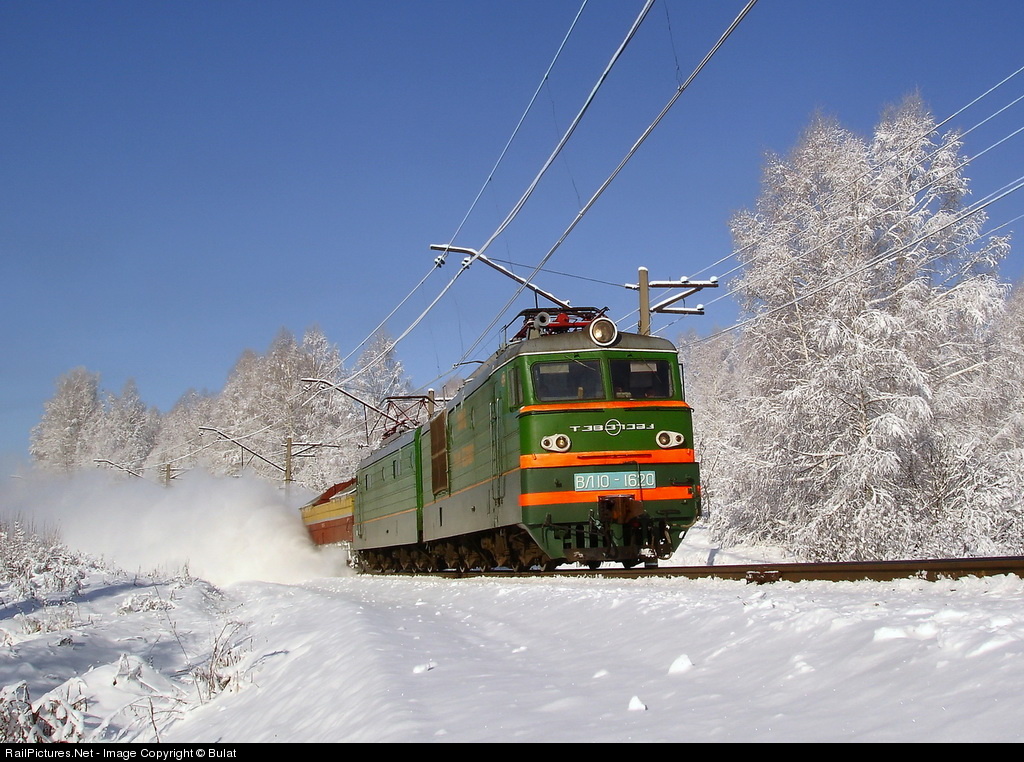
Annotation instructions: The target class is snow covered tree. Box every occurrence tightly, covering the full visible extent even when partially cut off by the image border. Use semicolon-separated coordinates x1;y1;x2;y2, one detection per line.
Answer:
89;380;161;473
291;327;365;489
30;367;103;473
344;330;417;451
708;97;1012;560
31;370;160;476
31;326;413;491
677;328;746;526
144;389;218;480
199;327;367;489
950;282;1024;552
348;330;411;407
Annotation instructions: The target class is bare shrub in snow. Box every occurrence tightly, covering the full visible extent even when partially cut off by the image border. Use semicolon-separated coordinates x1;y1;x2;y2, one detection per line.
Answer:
188;621;252;704
116;594;175;615
0;517;87;601
0;681;84;743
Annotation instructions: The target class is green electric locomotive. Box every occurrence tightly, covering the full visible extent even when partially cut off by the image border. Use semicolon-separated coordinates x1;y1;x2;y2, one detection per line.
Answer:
350;307;701;572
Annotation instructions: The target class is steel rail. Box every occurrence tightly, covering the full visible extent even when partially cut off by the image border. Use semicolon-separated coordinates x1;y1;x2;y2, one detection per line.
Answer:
390;556;1024;583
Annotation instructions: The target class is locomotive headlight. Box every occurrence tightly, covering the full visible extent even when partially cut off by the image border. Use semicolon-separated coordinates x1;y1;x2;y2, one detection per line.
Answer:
588;317;619;347
656;430;686;448
541;433;572;453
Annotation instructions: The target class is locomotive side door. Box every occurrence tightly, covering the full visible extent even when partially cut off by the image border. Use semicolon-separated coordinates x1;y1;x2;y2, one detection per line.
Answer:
430;409;449;498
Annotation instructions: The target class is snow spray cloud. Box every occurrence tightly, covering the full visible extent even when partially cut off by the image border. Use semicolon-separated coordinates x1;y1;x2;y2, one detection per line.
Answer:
0;469;350;585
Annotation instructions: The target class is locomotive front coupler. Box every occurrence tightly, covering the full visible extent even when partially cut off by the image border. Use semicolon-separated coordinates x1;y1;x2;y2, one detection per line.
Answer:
597;495;645;525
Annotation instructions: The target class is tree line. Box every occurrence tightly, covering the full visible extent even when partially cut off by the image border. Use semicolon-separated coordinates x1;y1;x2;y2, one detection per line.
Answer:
30;329;411;491
682;96;1024;560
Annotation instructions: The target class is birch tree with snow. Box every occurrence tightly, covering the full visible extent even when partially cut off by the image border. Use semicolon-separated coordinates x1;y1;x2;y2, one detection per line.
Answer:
201;328;363;488
704;97;1013;560
29;368;103;473
88;380;160;473
348;331;411;408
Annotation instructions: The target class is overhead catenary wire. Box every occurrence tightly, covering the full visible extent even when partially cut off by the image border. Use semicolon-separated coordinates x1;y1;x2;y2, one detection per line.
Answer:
340;0;659;388
454;0;761;366
656;175;1024;340
695;116;1024;313
331;1;592;373
338;266;437;368
687;64;1024;282
433;0;590;268
645;72;1024;339
689;173;1024;345
491;258;624;289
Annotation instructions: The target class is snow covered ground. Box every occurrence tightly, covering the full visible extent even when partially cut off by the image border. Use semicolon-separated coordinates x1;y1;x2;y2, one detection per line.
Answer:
2;472;1024;742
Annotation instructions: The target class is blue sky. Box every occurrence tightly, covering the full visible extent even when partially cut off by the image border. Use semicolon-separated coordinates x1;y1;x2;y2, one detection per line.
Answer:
3;0;1024;464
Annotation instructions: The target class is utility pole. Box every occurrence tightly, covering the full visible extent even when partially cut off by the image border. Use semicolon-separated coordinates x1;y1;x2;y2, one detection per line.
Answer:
638;267;651;336
626;266;719;334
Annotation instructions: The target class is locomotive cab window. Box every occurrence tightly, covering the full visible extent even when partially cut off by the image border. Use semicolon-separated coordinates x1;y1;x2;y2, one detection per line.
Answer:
531;360;603;401
508;366;522;409
610;359;673;399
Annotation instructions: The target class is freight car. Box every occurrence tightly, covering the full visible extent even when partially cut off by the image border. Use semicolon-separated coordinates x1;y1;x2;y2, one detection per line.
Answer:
305;307;702;572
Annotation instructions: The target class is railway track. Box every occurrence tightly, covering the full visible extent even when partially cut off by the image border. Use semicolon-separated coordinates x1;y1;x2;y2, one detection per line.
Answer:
402;555;1024;583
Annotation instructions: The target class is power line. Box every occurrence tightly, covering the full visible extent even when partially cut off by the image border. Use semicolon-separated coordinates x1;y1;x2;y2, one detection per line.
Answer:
433;0;591;267
693;174;1024;345
687;64;1024;282
454;0;761;365
339;0;659;387
488;257;624;288
647;73;1024;342
695;113;1024;315
333;2;592;376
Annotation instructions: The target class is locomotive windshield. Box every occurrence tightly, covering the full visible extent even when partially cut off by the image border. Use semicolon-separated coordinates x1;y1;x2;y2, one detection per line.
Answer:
610;359;672;399
531;360;603;401
528;357;674;401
